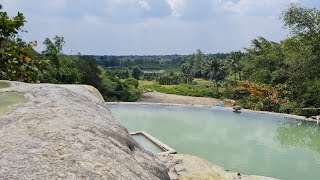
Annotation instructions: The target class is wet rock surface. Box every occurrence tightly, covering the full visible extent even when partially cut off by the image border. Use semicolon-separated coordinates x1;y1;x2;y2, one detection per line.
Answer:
0;81;169;180
158;154;277;180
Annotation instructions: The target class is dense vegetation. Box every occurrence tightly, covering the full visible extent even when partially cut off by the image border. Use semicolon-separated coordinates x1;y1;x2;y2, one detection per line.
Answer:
137;4;320;114
235;4;320;113
1;3;320;115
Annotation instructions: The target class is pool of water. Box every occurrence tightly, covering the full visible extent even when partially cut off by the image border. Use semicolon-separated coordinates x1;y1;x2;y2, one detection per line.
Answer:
0;92;29;116
0;81;21;89
0;82;11;89
107;104;320;180
132;133;165;154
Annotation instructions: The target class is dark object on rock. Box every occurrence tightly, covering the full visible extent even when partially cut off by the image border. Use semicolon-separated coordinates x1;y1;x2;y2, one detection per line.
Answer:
233;106;242;113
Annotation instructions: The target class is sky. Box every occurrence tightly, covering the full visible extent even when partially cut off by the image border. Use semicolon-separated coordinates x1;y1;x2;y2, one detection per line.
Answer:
1;0;319;55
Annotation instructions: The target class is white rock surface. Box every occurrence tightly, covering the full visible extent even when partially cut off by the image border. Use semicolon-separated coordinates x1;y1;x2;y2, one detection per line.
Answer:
0;81;169;180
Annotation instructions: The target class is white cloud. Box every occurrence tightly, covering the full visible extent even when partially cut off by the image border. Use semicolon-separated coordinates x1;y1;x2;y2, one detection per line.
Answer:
0;0;314;55
165;0;219;20
138;0;151;11
166;0;185;17
223;0;300;15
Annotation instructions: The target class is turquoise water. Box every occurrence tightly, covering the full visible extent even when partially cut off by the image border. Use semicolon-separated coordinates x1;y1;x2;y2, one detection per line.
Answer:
132;133;164;153
0;92;29;116
108;104;320;180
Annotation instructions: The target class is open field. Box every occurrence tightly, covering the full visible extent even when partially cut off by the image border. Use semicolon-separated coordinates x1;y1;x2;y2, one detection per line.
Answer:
139;79;223;99
138;91;224;106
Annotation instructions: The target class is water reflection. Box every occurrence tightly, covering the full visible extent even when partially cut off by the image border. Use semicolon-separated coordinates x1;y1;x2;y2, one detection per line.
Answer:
276;120;320;154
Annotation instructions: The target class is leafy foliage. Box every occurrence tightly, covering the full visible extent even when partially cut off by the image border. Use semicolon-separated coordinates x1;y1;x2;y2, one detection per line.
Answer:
0;4;25;45
231;81;295;112
99;67;141;101
0;5;46;82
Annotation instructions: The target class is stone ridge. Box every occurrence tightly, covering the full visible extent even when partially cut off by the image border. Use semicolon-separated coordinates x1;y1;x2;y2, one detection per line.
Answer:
0;82;169;180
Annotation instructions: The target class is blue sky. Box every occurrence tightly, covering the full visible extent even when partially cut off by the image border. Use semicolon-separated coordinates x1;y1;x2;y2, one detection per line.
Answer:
1;0;318;55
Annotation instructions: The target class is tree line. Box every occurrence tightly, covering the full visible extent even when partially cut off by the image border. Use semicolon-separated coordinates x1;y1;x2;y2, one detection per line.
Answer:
94;53;229;70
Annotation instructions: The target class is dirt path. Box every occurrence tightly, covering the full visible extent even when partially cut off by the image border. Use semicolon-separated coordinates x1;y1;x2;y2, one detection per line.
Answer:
138;92;224;106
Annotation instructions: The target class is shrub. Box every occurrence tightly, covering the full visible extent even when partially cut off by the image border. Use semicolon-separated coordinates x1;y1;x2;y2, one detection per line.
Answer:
279;102;301;115
151;83;221;98
231;81;290;112
125;78;139;88
0;41;48;82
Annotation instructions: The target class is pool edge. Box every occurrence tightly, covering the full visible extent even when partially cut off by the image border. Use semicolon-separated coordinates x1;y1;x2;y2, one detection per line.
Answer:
106;102;315;123
131;131;177;155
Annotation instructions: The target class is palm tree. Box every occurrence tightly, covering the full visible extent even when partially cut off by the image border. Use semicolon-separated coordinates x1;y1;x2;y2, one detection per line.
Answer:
226;51;244;80
203;58;227;91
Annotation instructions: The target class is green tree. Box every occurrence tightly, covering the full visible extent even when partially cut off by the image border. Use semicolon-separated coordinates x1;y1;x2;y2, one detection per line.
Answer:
131;66;143;80
281;4;320;80
0;4;25;47
99;67;141;102
181;62;194;84
282;4;320;40
226;51;244;80
42;36;65;68
76;55;102;88
125;78;139;88
281;4;320;106
57;56;81;84
203;58;226;91
242;37;285;85
123;68;130;79
193;49;205;78
0;4;46;82
42;36;80;83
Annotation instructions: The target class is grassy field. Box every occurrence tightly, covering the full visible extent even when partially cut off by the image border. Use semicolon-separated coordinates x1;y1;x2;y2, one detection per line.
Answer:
139;79;222;98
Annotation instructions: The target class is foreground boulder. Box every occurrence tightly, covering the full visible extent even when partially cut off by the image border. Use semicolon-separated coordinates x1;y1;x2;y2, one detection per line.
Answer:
0;81;169;179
